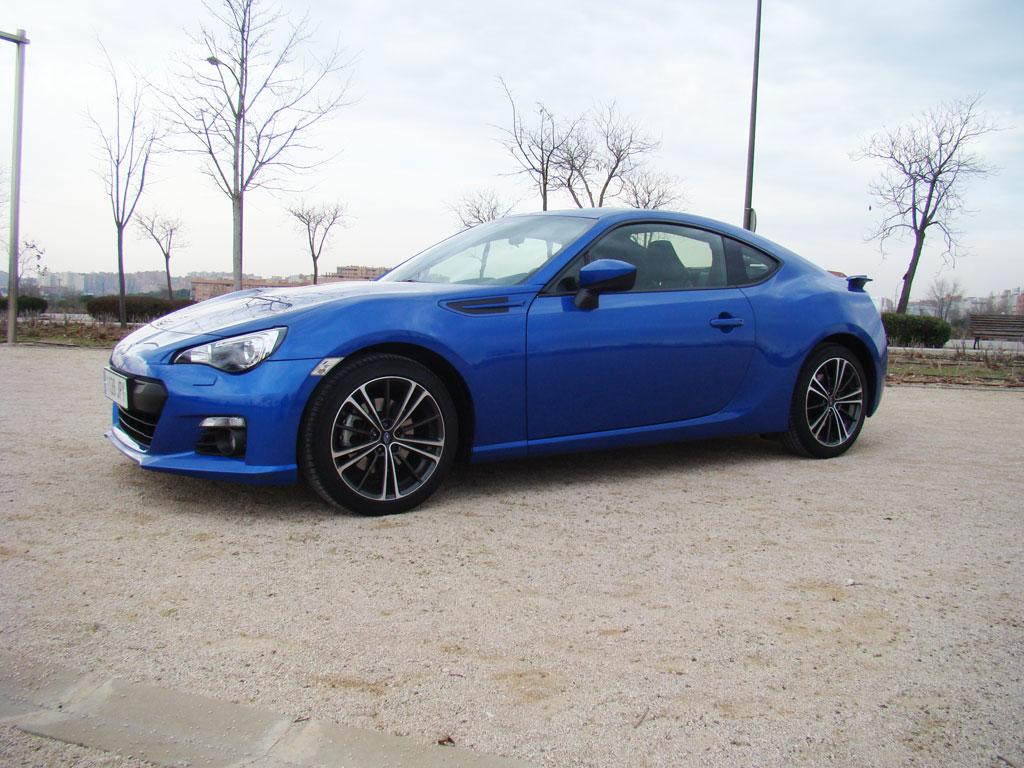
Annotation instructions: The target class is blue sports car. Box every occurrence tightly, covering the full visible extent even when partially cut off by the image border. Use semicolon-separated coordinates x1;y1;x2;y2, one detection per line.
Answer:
104;209;886;514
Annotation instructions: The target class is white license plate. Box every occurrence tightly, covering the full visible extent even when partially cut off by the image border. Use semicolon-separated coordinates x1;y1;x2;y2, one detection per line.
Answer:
103;368;129;409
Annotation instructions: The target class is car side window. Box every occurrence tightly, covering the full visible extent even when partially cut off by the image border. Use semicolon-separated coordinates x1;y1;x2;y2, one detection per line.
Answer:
418;237;563;285
724;239;781;286
549;223;729;293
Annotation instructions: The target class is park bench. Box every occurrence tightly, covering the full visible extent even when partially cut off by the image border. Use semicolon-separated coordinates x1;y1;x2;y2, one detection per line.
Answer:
968;313;1024;348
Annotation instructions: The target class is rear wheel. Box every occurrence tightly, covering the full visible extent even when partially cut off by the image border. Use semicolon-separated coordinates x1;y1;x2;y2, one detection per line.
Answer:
300;355;458;514
781;344;866;459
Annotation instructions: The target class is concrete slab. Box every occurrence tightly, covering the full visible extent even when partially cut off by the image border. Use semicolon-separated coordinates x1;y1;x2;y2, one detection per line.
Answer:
19;678;292;768
265;718;536;768
0;650;92;720
1;654;536;768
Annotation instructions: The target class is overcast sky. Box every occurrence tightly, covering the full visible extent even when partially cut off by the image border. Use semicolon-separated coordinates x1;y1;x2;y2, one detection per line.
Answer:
1;0;1022;304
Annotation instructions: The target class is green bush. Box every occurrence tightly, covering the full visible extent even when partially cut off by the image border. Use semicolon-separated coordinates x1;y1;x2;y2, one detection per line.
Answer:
0;295;48;315
882;312;952;348
86;295;195;322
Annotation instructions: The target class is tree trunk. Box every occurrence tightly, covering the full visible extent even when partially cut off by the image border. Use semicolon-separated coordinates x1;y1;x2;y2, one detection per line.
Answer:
312;258;318;285
116;224;127;329
896;229;927;314
232;192;243;291
165;254;174;300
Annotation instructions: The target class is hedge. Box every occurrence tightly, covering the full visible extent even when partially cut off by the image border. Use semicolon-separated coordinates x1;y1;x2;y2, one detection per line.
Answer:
881;312;952;348
0;295;48;315
86;295;195;322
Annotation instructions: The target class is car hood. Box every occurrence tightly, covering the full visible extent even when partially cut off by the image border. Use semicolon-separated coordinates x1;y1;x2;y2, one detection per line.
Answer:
152;280;452;336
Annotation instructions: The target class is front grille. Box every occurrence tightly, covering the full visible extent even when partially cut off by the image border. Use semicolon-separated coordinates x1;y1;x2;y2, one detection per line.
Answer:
117;406;160;448
111;372;167;450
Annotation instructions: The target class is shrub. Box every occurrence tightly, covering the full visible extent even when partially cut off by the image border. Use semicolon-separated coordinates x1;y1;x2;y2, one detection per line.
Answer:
86;295;195;322
882;312;952;348
0;295;48;315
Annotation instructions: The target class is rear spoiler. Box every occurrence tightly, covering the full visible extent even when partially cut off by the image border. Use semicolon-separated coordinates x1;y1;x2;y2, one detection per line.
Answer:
846;275;872;292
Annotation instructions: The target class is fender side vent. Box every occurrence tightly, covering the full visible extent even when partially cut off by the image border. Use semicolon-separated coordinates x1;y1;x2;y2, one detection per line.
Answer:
445;297;512;315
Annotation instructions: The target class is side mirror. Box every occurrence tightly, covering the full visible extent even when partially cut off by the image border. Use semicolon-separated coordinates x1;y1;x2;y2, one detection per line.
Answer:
574;259;637;310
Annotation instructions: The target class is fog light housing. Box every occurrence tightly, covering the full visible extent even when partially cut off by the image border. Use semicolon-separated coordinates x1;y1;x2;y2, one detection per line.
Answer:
200;416;246;429
196;417;247;457
215;428;246;456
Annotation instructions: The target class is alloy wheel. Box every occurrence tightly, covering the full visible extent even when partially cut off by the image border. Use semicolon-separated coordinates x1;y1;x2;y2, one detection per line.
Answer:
804;356;864;448
330;376;445;501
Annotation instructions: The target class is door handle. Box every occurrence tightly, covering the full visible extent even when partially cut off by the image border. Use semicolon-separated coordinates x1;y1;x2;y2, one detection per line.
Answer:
709;314;744;330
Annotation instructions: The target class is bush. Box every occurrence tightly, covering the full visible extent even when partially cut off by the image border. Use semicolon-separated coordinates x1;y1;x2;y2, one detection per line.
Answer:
882;312;952;348
0;295;48;315
86;295;195;322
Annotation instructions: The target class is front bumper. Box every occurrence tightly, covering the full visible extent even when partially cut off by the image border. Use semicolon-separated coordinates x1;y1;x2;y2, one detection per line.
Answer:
105;358;321;485
106;423;298;484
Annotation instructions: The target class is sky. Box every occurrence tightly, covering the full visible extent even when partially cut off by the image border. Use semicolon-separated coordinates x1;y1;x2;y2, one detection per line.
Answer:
1;0;1022;305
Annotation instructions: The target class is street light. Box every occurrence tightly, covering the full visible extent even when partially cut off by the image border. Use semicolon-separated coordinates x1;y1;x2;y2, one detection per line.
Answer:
2;28;28;345
206;54;238;84
742;0;762;232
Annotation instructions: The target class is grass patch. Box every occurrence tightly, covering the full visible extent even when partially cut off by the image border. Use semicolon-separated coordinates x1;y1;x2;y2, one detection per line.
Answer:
2;315;134;347
887;347;1024;387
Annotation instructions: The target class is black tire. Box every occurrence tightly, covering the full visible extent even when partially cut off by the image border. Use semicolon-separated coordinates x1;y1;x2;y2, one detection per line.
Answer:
299;354;458;515
781;344;867;459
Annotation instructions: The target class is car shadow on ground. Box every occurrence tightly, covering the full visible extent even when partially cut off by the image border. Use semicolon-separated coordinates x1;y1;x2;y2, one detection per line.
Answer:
441;433;786;499
110;466;331;520
110;433;789;519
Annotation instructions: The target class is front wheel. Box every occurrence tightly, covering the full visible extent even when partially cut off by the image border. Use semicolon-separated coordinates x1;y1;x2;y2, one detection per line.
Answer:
300;354;458;515
781;344;867;459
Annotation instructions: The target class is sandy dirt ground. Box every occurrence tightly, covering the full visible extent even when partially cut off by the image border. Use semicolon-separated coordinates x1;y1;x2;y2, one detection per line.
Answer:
1;344;1022;767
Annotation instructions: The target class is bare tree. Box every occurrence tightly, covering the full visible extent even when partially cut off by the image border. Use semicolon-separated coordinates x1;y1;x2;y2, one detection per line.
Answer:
497;82;678;211
89;46;160;328
496;78;577;211
448;188;515;227
136;212;186;299
163;0;352;291
620;168;684;210
16;240;45;295
557;104;660;208
927;276;964;321
993;291;1012;315
287;202;346;284
856;95;997;313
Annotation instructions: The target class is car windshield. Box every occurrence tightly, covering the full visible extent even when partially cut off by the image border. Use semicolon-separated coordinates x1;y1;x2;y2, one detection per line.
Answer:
381;215;591;285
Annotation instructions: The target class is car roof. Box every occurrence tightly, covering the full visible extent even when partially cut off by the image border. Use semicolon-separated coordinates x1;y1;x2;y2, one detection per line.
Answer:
511;208;814;269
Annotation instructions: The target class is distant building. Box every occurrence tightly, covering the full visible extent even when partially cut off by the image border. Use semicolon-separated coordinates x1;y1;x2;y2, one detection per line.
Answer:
335;265;390;281
190;278;304;302
905;300;938;317
189;265;390;301
39;271;86;294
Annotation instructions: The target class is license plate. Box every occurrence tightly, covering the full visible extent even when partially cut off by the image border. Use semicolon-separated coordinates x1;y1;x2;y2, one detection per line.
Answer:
103;368;129;409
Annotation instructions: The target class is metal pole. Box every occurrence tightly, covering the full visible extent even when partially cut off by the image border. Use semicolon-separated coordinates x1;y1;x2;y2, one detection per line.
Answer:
3;28;28;344
742;0;761;232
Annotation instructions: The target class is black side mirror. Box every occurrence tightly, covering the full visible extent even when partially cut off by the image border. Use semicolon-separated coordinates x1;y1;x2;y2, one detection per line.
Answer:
574;259;637;310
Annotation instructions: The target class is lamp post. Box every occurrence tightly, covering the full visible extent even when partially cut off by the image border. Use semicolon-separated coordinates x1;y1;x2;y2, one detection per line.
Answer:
742;0;762;232
2;28;28;345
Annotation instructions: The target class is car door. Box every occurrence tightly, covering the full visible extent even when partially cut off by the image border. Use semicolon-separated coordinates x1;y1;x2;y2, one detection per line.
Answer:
525;222;756;441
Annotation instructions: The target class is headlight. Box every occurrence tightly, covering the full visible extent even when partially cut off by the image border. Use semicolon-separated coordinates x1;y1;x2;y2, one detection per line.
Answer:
174;327;286;372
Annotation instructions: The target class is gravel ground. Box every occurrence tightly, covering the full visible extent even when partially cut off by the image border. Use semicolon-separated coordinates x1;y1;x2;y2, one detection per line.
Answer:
1;344;1022;767
0;725;157;768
